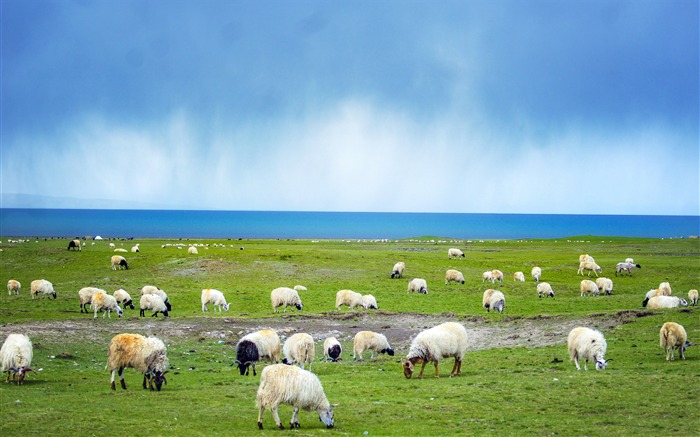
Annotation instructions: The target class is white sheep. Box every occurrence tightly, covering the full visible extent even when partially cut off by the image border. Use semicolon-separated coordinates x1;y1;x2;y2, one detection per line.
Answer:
235;329;282;376
531;266;542;282
282;333;315;370
91;291;123;318
30;279;56;299
201;288;230;312
110;255;129;270
580;279;600;297
391;262;405;279
482;289;505;313
482;271;493;283
536;282;555;298
407;278;428;294
448;248;465;259
659;282;672;295
113;289;135;309
579;254;595;263
271;287;303;313
615;261;641;276
78;287;103;313
335;289;365;310
445;269;465;285
130;244;140;253
642;288;669;307
595;277;614;295
352;331;394;361
323;337;342;362
625;258;635;264
689;289;699;306
7;279;20;295
139;294;169;317
567;327;609;371
490;269;504;284
109;243;116;248
578;261;602;277
402;322;468;379
188;246;198;255
107;333;169;391
659;322;688;361
514;271;525;282
141;285;172;311
1;334;33;384
646;296;689;309
361;294;378;310
256;364;335;430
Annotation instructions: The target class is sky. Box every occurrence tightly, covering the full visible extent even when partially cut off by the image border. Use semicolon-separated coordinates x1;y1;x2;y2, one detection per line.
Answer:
1;0;698;215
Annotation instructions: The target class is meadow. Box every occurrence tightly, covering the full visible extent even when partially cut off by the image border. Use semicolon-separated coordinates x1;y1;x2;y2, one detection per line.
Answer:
0;235;698;436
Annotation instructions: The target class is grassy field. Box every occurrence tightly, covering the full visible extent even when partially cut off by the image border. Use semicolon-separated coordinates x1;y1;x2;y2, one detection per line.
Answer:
0;236;698;436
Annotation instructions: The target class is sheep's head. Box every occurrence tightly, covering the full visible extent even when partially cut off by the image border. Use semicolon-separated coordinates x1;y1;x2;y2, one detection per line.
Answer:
493;300;505;313
125;299;135;309
235;360;253;376
382;348;394;356
152;370;168;391
318;405;336;428
116;306;123;317
594;356;609;371
222;303;230;311
679;298;689;307
295;303;303;311
51;291;57;299
11;366;32;384
420;287;428;294
164;300;173;311
402;360;415;379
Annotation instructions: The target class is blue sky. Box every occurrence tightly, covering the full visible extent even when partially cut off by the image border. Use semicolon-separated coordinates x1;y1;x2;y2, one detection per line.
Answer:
2;0;698;215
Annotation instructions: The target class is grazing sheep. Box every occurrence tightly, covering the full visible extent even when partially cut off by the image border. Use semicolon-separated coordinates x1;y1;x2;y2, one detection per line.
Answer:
130;244;140;253
646;296;688;309
139;294;169;317
1;334;33;384
107;333;168;391
110;255;129;270
352;331;394;361
234;329;282;376
201;288;230;312
141;286;172;311
490;269;504;284
188;246;198;255
7;279;20;295
109;243;116;248
30;279;56;299
335;289;365;310
448;248;465;259
361;294;378;310
659;322;688;361
282;333;315;370
113;289;135;310
580;279;600;297
78;287;103;313
595;277;614;295
407;278;428;294
567;327;609;371
271;287;303;313
67;239;81;251
536;282;555;298
482;289;505;313
256;364;335;430
531;266;542;282
323;337;342;362
402;322;468;379
578;261;602;277
689;289;699;306
615;261;641;276
391;262;405;279
445;269;465;285
514;272;525;282
482;271;493;283
91;291;123;318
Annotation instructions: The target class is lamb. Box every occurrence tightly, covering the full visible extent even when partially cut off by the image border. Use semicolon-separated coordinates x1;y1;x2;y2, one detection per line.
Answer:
659;322;688;361
139;294;169;317
323;337;342;362
7;279;20;295
78;287;103;313
113;289;135;310
234;329;282;376
490;269;504;284
141;285;172;311
482;271;493;283
391;262;405;279
514;271;525;282
689;289;699;306
445;269;465;285
361;294;378;310
256;364;335;430
201;288;230;312
448;248;465;259
107;333;168;391
482;289;505;313
531;266;542;282
536;282;555;298
615;261;641;276
658;282;672;295
578;261;602;277
67;239;81;251
579;254;595;264
91;290;123;318
645;296;688;309
580;279;600;297
352;331;394;361
110;255;129;270
130;244;140;253
271;287;303;313
1;334;33;384
567;327;609;371
282;333;315;370
407;278;428;294
188;246;198;255
335;289;365;310
595;277;614;295
30;279;56;299
402;322;468;379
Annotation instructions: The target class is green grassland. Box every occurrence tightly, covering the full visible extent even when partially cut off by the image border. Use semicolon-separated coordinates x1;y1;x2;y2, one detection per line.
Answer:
0;236;698;436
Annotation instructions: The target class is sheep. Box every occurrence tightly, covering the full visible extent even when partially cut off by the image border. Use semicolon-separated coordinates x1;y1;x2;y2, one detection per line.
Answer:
256;364;335;430
580;279;600;297
595;277;614;295
402;322;468;379
107;333;168;391
514;271;525;282
689;289;699;306
407;278;428;294
139;294;169;317
659;322;688;361
445;269;465;285
659;282;672;295
78;286;103;313
646;296;689;309
113;248;128;253
323;337;342;362
642;288;669;307
615;261;641;276
188;246;198;255
579;254;595;264
448;248;465;259
352;331;394;361
578;261;602;277
234;329;282;376
490;269;504;284
482;271;493;283
282;333;315;370
391;261;405;279
130;244;140;253
141;285;172;311
113;289;135;310
567;327;609;371
482;289;505;313
361;294;378;310
537;282;555;298
531;266;542;282
271;287;303;313
91;290;123;318
67;239;81;251
335;289;365;310
1;334;33;384
30;279;56;299
109;243;116;248
201;288;230;312
7;279;20;295
110;255;129;270
625;258;635;264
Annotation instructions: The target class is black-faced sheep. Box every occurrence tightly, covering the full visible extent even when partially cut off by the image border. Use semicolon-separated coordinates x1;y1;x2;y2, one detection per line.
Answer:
1;334;33;384
107;333;168;391
482;289;505;313
78;287;102;313
323;337;342;362
402;322;468;379
391;261;405;279
271;287;303;313
139;294;169;317
352;331;394;361
113;289;135;310
30;279;56;299
67;239;81;251
595;277;614;295
659;322;688;361
536;282;555;298
361;294;378;310
448;248;465;259
201;288;230;312
445;269;465;285
235;329;282;376
282;333;315;370
335;289;365;310
110;255;129;270
615;261;641;276
646;296;688;309
567;327;609;371
407;278;428;294
130;244;140;253
7;279;20;296
141;285;172;311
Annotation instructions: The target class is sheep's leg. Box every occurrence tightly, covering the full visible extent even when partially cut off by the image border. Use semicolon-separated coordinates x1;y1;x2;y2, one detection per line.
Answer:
290;407;301;428
433;361;440;378
680;346;685;360
574;355;581;371
110;369;117;390
450;358;460;377
416;361;428;379
119;367;127;389
257;406;266;430
271;406;284;430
